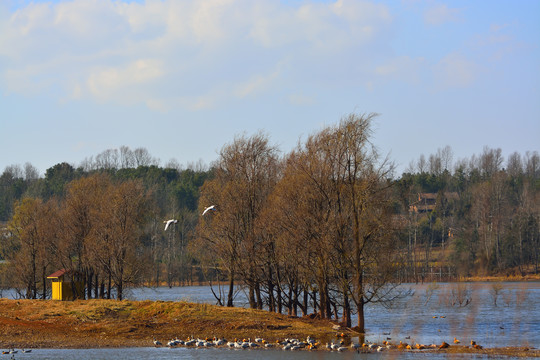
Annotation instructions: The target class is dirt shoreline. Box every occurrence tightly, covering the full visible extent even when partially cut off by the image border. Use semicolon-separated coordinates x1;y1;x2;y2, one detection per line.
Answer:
0;299;538;357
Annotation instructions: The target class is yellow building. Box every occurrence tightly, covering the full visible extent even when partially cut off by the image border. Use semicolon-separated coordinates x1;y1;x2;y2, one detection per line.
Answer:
47;269;84;301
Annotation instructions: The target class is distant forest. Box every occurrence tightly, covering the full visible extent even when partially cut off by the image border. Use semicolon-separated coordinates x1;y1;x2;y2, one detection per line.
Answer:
0;115;539;327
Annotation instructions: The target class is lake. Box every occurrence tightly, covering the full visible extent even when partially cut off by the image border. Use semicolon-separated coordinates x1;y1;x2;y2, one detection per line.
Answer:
0;346;524;360
1;281;538;359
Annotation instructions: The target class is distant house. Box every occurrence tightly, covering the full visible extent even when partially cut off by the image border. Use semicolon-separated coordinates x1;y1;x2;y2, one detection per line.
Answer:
47;269;84;301
409;192;459;213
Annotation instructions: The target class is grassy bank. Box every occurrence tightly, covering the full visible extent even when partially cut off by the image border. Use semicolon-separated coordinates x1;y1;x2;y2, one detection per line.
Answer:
0;298;538;358
0;298;344;348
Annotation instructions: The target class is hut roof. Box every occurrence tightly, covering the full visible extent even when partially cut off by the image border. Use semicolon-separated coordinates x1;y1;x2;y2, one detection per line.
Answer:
47;269;70;279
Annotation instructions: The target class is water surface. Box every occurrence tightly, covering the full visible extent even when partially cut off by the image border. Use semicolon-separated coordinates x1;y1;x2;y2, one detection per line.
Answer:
2;347;520;360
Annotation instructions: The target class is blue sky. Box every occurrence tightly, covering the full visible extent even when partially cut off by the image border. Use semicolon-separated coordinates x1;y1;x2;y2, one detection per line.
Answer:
1;0;539;176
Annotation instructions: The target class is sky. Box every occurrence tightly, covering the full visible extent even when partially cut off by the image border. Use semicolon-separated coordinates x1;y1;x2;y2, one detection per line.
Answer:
1;0;539;177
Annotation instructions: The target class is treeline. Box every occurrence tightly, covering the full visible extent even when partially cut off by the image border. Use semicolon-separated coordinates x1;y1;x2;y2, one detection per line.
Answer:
0;116;539;331
395;146;540;279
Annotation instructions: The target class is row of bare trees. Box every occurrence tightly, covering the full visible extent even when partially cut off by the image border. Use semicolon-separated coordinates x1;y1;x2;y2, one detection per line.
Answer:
4;175;148;300
196;114;403;331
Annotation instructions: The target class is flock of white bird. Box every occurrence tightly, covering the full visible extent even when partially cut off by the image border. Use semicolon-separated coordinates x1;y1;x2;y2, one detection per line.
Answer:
152;336;394;352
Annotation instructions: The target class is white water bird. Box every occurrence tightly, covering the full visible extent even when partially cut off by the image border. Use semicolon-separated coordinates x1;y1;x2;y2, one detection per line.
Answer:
202;205;216;216
163;219;178;231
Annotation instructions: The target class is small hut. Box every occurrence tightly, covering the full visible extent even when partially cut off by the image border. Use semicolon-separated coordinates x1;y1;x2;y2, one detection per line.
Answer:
47;269;84;301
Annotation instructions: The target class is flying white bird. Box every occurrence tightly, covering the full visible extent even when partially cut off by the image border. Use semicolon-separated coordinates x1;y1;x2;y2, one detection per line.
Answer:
163;219;178;231
202;205;216;216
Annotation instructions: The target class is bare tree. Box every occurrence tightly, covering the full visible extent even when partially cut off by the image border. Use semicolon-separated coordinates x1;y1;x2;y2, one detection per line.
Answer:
119;145;135;169
197;132;279;308
91;179;148;300
439;145;454;173
480;147;504;178
267;113;400;331
7;198;59;299
133;147;158;167
23;163;40;181
507;152;523;178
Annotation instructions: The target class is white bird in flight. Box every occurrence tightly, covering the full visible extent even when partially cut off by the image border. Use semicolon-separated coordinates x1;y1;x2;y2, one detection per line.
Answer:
163;219;178;231
202;205;216;216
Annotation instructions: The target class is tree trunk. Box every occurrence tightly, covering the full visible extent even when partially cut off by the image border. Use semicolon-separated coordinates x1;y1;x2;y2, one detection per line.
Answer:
226;270;234;307
107;271;112;299
255;281;262;310
357;296;365;333
87;269;93;299
94;273;99;299
342;282;351;327
277;284;282;314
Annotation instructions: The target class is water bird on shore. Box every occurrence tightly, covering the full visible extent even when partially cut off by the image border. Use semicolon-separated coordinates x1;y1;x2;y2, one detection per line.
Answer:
202;205;216;216
454;337;460;344
471;340;483;349
153;338;162;347
163;219;177;231
397;341;408;350
439;342;450;349
167;339;177;347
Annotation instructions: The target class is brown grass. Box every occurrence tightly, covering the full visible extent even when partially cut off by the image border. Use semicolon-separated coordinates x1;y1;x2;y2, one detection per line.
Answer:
0;299;343;349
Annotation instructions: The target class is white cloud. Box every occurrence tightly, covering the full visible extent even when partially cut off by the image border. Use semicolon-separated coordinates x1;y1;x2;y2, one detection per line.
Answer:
432;52;478;89
424;3;462;26
0;0;394;110
87;58;164;103
375;56;425;84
